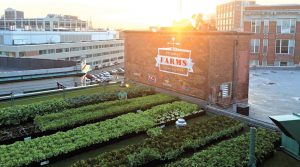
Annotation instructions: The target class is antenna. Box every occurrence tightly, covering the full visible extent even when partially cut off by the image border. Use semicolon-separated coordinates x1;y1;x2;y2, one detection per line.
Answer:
168;37;180;50
179;0;183;16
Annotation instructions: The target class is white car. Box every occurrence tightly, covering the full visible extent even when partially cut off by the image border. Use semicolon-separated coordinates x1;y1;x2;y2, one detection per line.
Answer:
102;71;110;75
111;69;118;74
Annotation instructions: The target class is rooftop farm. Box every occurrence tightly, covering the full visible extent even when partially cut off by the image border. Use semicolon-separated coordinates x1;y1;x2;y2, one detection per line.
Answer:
0;84;283;167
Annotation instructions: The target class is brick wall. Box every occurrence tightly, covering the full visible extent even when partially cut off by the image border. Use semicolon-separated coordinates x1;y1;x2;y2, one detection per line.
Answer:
244;20;299;66
124;31;251;107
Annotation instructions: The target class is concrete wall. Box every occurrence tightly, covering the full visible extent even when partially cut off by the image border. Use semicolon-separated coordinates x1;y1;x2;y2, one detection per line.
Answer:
124;31;251;107
0;57;76;70
0;76;80;96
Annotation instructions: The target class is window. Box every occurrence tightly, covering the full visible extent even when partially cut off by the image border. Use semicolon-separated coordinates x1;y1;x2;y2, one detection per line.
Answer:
102;59;109;63
63;48;69;52
118;56;124;60
263;39;268;54
250;39;260;53
86;54;93;58
70;47;80;52
110;57;117;61
280;62;288;66
48;49;55;54
251;20;261;33
56;49;63;53
276;39;295;54
277;19;296;34
39;50;47;55
19;52;26;57
263;20;269;33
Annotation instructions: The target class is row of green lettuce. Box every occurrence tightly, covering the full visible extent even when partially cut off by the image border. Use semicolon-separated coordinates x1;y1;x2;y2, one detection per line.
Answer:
166;128;280;167
0;101;198;167
71;116;244;167
0;84;155;126
34;94;178;131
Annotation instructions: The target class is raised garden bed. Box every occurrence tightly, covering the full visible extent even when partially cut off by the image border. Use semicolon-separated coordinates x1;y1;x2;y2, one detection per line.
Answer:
0;101;197;167
34;94;178;131
166;128;280;167
0;94;177;145
0;86;157;144
71;116;244;167
0;84;155;127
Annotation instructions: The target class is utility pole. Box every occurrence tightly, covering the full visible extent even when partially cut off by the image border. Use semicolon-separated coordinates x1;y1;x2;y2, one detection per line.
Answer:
248;127;256;167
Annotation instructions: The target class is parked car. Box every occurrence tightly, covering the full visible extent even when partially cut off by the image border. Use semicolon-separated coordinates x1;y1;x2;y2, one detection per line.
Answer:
111;69;118;74
94;74;101;79
102;71;110;75
117;68;125;73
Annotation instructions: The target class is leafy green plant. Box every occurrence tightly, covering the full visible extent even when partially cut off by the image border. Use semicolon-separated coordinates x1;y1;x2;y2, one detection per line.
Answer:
34;94;178;131
128;147;161;166
71;116;244;167
146;127;163;138
0;101;196;167
166;128;280;167
0;85;155;127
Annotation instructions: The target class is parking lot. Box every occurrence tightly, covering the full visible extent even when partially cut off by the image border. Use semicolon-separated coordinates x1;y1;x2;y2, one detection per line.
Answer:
86;63;125;84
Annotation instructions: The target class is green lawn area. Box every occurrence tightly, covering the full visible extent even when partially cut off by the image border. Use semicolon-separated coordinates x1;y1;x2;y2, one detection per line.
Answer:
0;84;122;108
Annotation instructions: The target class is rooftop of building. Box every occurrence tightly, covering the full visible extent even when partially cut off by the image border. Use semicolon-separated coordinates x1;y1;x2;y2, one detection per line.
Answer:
124;30;253;36
0;57;87;83
245;4;300;10
217;0;256;7
0;30;120;45
2;8;85;21
5;8;22;12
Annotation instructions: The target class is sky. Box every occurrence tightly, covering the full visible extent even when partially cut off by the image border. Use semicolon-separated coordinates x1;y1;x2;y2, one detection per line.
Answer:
0;0;299;29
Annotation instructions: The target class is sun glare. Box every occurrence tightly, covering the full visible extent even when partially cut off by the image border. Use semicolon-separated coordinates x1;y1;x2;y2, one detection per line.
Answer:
0;0;220;29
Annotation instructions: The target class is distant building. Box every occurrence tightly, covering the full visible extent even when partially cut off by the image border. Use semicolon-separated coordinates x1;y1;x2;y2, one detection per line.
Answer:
216;0;256;31
244;5;300;66
0;8;88;31
4;8;24;20
0;57;89;96
0;30;124;68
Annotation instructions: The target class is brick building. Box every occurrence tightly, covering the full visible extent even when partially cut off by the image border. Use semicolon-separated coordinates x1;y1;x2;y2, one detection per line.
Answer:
216;0;256;31
124;31;251;107
244;5;300;66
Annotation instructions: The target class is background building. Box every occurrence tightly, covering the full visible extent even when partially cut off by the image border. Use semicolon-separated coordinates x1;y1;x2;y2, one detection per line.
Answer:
124;30;251;107
0;30;124;68
0;57;88;96
4;8;24;20
216;0;256;31
0;8;88;31
244;5;300;66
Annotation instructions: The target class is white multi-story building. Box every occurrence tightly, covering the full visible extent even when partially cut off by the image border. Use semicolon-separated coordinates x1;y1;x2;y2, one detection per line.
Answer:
0;30;124;68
